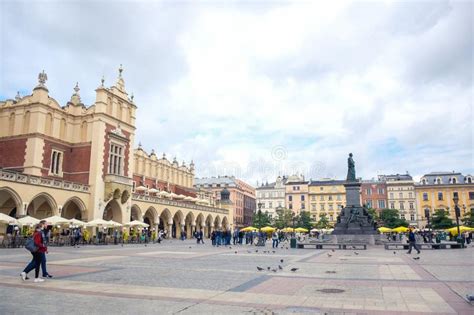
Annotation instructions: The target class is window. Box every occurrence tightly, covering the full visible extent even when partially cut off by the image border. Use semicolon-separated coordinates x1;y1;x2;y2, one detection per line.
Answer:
390;193;394;199
288;195;293;202
366;188;372;195
436;178;441;184
399;192;403;199
50;150;63;176
109;143;124;175
410;214;415;221
423;193;428;201
453;192;458;199
320;196;324;201
301;203;305;210
409;192;413;198
400;213;406;219
311;204;316;211
390;202;395;209
328;195;333;201
269;202;272;208
311;195;316;201
451;177;457;184
469;192;474;200
467;177;472;184
409;202;414;210
378;188;384;194
366;200;372;208
289;204;293;210
378;200;385;208
278;201;282;207
438;192;443;201
399;202;404;210
301;195;305;201
329;215;333;221
336;195;342;201
320;204;325;211
329;204;333;210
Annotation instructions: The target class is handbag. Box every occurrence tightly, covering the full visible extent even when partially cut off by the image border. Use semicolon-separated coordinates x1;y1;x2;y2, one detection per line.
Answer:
25;237;38;253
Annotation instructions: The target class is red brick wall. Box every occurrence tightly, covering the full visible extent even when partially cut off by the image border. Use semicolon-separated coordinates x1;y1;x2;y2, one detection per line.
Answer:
42;139;91;185
0;138;27;171
361;182;387;210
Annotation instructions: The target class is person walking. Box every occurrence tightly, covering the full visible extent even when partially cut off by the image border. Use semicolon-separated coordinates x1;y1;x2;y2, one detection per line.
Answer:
407;227;421;254
39;220;53;279
272;231;279;249
21;223;47;282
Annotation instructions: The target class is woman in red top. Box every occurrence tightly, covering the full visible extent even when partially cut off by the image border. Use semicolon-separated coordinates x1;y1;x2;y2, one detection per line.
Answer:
21;223;47;283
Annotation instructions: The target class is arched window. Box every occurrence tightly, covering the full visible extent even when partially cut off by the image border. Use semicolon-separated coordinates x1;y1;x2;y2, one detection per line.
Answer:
436;177;442;184
466;176;472;184
23;111;30;133
60;118;67;139
421;178;427;185
451;177;457;184
107;97;113;115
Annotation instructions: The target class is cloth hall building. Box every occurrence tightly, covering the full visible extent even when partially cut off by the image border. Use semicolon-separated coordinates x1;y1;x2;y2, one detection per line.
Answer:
0;69;231;238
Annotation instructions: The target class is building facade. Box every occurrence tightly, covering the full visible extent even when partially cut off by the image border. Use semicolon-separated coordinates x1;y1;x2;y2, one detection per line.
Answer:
308;179;346;223
285;175;309;215
379;174;417;225
255;176;286;218
415;172;474;227
360;180;387;213
194;176;256;228
0;69;230;238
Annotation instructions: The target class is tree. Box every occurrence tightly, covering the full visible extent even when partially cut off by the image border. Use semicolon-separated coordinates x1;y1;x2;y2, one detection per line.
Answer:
273;208;295;229
431;209;454;229
315;213;331;229
367;208;378;221
252;210;272;228
379;208;408;228
461;209;474;227
296;211;312;230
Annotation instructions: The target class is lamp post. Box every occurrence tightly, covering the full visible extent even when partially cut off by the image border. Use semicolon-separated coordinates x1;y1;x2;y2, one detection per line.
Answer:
257;202;263;230
424;208;431;243
453;195;462;243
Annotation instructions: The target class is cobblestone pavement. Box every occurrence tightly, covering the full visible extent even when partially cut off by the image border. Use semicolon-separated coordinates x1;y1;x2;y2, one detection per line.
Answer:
0;240;472;314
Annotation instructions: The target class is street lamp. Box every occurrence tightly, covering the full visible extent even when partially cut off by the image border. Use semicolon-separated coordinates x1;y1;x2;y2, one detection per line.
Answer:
452;195;462;243
257;202;263;229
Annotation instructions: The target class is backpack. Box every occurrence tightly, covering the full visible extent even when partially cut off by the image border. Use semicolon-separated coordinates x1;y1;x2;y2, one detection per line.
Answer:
25;237;38;253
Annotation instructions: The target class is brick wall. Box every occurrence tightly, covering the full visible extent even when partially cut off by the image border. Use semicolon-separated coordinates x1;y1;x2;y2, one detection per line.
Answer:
0;138;27;171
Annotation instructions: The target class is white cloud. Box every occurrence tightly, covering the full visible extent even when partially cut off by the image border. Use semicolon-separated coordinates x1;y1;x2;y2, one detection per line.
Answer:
1;0;472;185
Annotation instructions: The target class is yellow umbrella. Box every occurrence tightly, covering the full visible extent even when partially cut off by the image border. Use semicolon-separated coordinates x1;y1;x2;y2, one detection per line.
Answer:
281;227;294;233
295;227;308;233
378;227;393;233
392;226;409;233
445;226;474;235
240;226;257;232
261;226;276;232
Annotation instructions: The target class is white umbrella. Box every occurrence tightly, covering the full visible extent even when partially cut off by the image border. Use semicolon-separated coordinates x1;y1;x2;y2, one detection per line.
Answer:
159;191;170;197
169;192;178;199
125;220;149;228
69;218;86;227
0;213;17;225
86;218;113;227
107;220;123;227
148;188;159;194
183;196;193;201
17;216;40;226
44;215;70;225
175;194;186;199
135;185;148;192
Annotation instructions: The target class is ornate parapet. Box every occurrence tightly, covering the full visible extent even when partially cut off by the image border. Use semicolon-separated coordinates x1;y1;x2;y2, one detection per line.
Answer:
0;169;89;193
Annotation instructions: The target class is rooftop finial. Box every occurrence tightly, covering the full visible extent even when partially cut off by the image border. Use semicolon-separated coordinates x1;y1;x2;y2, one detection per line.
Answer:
15;91;21;101
73;82;80;95
101;75;105;87
118;64;123;78
130;93;134;102
138;142;142;149
38;70;48;86
162;153;166;159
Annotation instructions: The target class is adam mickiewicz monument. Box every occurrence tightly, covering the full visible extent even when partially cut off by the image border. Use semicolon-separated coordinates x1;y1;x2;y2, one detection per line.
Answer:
333;153;378;235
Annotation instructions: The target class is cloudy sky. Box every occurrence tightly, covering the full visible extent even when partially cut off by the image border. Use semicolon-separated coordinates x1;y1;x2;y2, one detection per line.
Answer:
1;0;472;185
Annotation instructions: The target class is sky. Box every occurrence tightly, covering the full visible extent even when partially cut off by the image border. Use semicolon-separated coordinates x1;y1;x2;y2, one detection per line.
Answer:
1;0;473;185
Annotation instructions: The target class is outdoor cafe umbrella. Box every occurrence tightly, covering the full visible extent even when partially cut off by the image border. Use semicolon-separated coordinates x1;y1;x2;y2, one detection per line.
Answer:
17;216;40;227
69;218;86;227
261;226;276;232
281;227;294;233
44;215;70;225
445;226;474;236
107;220;123;228
295;227;309;233
240;226;258;232
85;218;113;227
0;213;17;225
378;227;393;233
125;220;150;228
392;226;409;233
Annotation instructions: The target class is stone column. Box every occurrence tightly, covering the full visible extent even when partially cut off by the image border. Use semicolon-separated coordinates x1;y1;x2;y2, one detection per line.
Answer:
167;219;173;239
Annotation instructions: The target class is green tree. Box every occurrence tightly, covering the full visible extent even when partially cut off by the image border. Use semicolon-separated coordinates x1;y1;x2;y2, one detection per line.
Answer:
367;208;378;220
461;209;474;227
315;213;331;229
296;211;312;230
252;210;272;228
274;207;295;229
431;209;454;229
379;208;408;228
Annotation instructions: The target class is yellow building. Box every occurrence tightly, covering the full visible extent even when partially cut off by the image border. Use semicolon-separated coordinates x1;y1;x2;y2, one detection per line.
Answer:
415;172;474;227
308;179;346;224
0;69;231;238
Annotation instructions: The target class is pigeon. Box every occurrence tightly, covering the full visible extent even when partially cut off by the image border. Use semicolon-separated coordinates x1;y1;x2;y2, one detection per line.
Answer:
144;244;147;247
413;257;420;260
235;251;238;254
272;269;277;272
327;253;332;257
286;247;289;250
267;267;271;270
189;246;192;249
280;259;284;263
331;249;335;252
272;251;276;254
257;266;264;271
290;268;298;272
466;294;474;302
278;265;283;270
255;250;258;253
354;252;359;255
393;251;396;255
247;250;251;253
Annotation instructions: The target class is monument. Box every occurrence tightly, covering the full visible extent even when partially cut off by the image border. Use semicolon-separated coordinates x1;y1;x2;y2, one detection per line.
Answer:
333;153;378;235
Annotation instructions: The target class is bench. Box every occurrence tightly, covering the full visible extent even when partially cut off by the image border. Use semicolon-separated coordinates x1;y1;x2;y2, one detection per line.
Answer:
297;243;367;250
385;242;464;250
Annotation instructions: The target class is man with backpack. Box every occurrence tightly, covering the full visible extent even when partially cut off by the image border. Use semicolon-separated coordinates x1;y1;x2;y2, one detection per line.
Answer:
21;222;48;282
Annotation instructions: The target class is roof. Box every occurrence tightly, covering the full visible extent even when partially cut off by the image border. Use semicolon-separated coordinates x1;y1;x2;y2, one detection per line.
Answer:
378;174;413;181
309;179;346;186
418;172;472;185
194;176;237;187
